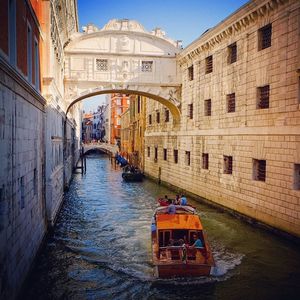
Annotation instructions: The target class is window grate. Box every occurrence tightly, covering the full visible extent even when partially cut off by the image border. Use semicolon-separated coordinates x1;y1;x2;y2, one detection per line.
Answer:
149;114;152;125
174;149;178;164
163;148;167;161
96;59;108;71
227;93;236;113
185;151;191;166
154;147;158;161
188;104;193;119
259;24;272;50
257;85;270;109
205;55;213;74
156;111;160;123
142;61;153;72
253;159;266;181
165;109;170;122
228;42;237;64
188;65;194;81
224;156;233;174
147;147;150;157
202;153;209;169
205;99;212;116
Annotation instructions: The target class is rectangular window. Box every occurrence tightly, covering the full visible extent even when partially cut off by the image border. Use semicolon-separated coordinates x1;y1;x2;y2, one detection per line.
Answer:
165;109;170;122
137;96;141;113
33;168;37;195
188;65;194;81
202;153;209;169
34;39;40;90
228;42;237;64
188;103;193;119
20;176;25;209
149;114;152;125
174;149;178;164
205;55;213;74
294;164;300;190
258;24;272;50
27;24;32;83
163;148;167;161
204;99;212;116
223;156;233;174
257;85;270;109
154;147;158;161
9;0;17;66
96;59;108;71
147;146;150;157
227;93;236;113
156;111;160;123
253;159;266;181
142;61;153;72
185;151;191;166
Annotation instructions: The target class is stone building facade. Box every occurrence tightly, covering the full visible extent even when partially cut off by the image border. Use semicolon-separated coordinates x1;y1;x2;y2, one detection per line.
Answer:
0;0;46;298
40;0;81;226
144;0;300;237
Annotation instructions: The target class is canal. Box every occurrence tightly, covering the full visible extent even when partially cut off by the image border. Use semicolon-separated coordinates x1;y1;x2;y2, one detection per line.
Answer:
22;154;300;300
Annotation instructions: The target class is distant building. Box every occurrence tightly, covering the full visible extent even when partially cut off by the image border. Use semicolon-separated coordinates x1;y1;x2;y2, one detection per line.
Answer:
110;93;130;145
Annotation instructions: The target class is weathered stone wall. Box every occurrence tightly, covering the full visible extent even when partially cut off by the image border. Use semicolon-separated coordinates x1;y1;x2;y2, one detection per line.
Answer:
0;60;46;300
144;0;300;237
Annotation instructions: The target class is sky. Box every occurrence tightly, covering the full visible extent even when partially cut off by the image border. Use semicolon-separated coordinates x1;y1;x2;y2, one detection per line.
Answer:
78;0;249;112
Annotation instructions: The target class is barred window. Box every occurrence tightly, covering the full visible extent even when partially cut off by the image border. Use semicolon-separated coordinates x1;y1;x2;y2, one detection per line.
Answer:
165;109;170;122
258;24;272;50
154;147;158;162
185;151;191;166
188;103;193;119
204;99;212;116
257;85;270;109
96;59;108;71
174;149;178;164
202;153;209;169
228;42;237;64
205;55;213;74
147;147;150;157
224;156;233;174
253;159;266;181
227;93;236;113
156;111;160;123
149;114;152;125
142;60;153;72
294;164;300;190
163;148;167;161
188;65;194;81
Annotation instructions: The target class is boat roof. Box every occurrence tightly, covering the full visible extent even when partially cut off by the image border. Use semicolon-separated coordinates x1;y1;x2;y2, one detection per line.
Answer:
156;214;203;230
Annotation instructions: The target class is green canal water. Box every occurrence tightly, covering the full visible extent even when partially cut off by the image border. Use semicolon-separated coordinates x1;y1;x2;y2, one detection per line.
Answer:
22;155;300;300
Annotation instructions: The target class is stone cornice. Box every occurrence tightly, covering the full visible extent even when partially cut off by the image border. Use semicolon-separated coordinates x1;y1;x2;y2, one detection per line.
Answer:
0;56;46;111
178;0;289;67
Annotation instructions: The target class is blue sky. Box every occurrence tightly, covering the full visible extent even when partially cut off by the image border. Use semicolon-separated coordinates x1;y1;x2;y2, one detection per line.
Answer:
78;0;249;112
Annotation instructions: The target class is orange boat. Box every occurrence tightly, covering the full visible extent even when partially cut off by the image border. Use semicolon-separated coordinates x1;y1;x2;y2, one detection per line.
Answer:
151;205;215;278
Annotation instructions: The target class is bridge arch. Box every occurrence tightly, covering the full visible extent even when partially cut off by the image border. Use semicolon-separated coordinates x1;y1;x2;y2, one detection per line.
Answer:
66;88;181;123
64;19;183;123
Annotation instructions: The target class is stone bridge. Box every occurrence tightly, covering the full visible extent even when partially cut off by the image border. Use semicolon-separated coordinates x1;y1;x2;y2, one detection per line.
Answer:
64;19;182;123
82;143;118;156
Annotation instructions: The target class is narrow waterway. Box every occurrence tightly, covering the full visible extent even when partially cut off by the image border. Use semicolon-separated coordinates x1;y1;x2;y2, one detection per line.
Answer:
23;154;300;300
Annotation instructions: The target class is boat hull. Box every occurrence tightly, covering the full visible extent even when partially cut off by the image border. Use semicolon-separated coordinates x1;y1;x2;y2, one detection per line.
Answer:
122;172;143;182
155;263;212;278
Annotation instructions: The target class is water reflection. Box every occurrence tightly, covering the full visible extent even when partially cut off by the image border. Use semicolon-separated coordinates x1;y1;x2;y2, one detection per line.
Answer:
22;155;300;300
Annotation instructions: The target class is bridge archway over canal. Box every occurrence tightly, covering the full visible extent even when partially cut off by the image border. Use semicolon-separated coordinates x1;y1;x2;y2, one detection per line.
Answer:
64;19;182;123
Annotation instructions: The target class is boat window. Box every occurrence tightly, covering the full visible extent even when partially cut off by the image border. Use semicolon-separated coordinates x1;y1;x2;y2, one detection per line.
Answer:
159;230;171;247
172;230;188;241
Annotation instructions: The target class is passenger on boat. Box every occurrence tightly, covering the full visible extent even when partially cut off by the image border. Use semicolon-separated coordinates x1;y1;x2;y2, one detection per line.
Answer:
167;200;176;214
174;194;180;205
190;233;203;248
180;195;187;205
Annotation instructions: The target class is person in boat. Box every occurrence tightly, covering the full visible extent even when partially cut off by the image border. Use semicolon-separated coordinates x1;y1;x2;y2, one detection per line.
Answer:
180;194;187;206
167;200;176;214
174;194;180;205
190;233;203;248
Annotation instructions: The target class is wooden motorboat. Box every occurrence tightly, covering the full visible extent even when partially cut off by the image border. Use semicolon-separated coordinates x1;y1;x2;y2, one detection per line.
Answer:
151;205;214;278
122;171;143;182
